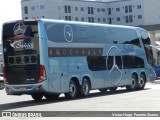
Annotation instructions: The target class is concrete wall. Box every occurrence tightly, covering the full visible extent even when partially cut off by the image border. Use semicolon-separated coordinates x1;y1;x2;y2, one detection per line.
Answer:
143;0;160;25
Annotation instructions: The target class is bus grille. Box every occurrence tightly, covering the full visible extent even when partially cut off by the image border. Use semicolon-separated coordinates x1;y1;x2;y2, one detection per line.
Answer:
8;54;37;66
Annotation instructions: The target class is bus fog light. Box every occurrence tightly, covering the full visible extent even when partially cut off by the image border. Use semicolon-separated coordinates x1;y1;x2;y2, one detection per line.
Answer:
40;76;46;80
38;85;42;89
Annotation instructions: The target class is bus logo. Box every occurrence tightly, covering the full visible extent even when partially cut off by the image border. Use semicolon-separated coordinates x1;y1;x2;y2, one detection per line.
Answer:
64;25;73;42
10;40;34;50
107;46;123;85
13;22;25;36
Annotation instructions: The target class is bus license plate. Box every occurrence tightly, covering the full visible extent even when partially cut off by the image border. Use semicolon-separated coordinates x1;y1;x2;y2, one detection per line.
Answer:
19;87;27;90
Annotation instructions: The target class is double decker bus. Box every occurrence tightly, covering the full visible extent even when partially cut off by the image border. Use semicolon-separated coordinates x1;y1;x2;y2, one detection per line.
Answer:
2;19;155;101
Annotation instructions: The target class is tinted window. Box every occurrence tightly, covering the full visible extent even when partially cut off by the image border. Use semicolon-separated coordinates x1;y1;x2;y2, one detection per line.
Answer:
123;55;145;68
45;23;77;43
45;22;141;48
87;55;144;71
107;56;123;70
3;21;39;53
87;56;106;71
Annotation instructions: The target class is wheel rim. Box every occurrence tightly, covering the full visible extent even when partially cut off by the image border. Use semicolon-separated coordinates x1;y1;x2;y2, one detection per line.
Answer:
82;82;89;96
69;83;76;97
138;77;145;87
131;78;136;89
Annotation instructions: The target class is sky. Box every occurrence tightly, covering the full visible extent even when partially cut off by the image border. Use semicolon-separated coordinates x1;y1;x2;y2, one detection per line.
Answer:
0;0;21;23
0;0;21;43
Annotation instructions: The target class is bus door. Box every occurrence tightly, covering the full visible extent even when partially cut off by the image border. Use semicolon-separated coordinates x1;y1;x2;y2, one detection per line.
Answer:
48;58;61;93
48;57;69;93
106;46;125;86
59;58;69;93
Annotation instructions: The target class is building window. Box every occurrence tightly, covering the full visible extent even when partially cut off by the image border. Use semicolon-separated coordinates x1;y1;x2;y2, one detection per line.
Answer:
97;8;100;12
88;7;94;14
103;18;106;22
64;5;71;13
108;8;111;15
97;18;101;22
25;17;28;19
24;6;28;14
75;17;78;21
81;7;84;11
129;5;132;12
88;17;94;23
31;6;35;11
75;7;78;11
129;15;133;22
65;16;71;21
108;18;112;24
116;8;120;12
137;5;141;9
65;6;67;13
81;17;85;21
117;17;121;21
101;8;105;12
125;16;129;23
40;5;44;10
125;6;128;13
138;15;142;19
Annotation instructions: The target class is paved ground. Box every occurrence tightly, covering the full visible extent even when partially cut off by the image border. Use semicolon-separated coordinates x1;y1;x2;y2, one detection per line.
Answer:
0;81;160;112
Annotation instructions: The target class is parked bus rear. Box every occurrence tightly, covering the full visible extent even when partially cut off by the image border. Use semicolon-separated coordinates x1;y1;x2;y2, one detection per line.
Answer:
2;20;47;95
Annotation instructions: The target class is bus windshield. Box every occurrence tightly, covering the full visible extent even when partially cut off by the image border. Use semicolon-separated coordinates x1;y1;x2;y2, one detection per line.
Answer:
2;21;40;84
140;30;154;66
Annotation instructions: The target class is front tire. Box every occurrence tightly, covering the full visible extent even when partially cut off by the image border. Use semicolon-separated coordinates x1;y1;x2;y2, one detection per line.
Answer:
65;80;78;99
31;94;43;101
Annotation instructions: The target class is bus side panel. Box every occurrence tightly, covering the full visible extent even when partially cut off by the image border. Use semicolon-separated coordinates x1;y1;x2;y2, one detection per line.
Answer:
60;57;69;93
39;20;50;92
48;58;61;93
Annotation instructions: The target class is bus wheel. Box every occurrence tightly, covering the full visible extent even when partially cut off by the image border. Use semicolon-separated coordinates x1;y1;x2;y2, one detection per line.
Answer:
0;81;4;90
31;94;43;101
109;87;117;92
99;88;108;93
65;80;77;99
137;74;146;90
44;94;59;100
126;75;137;91
80;79;90;97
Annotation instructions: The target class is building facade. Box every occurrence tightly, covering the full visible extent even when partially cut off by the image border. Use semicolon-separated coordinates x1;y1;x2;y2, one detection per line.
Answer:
21;0;160;59
21;0;160;26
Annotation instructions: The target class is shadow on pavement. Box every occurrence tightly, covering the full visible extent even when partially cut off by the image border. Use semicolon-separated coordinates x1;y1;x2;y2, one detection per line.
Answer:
0;88;150;111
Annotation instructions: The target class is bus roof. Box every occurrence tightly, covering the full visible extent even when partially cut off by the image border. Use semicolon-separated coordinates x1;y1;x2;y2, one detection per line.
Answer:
3;19;145;32
40;19;143;31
